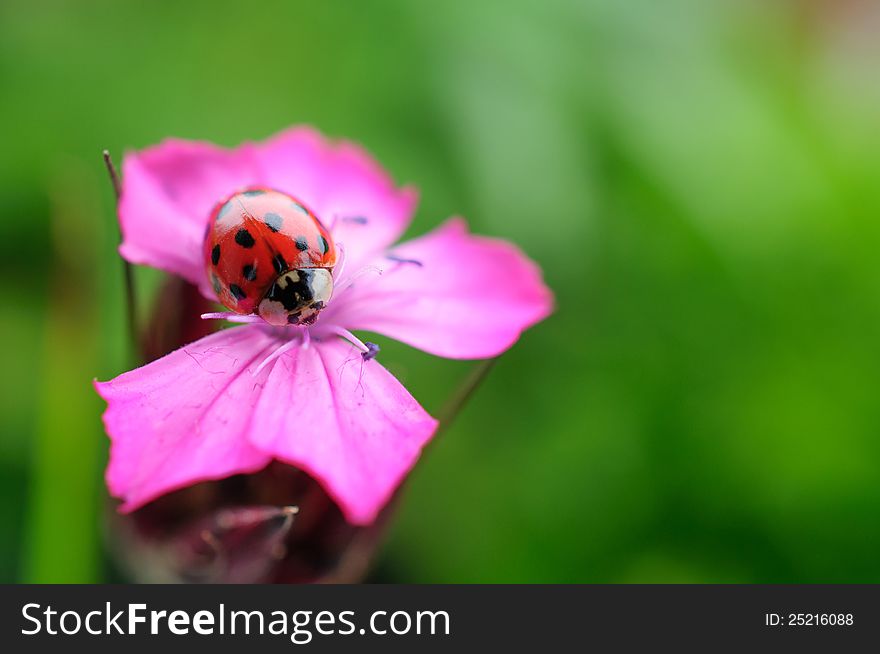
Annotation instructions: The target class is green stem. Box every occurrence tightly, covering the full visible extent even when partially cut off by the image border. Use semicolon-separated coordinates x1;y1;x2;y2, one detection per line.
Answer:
102;150;138;354
434;357;498;440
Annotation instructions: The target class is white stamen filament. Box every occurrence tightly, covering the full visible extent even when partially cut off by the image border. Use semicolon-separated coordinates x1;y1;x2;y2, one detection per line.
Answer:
253;329;308;376
327;326;370;353
201;312;263;323
332;242;347;284
332;264;384;299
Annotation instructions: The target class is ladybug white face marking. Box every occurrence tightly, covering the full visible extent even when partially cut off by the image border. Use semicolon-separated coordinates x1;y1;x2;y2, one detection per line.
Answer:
257;268;334;326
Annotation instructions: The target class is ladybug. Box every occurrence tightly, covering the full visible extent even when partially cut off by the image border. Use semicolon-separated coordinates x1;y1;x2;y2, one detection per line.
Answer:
204;187;337;326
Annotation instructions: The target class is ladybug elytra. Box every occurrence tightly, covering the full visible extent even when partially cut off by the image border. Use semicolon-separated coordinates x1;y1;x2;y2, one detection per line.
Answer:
204;187;337;326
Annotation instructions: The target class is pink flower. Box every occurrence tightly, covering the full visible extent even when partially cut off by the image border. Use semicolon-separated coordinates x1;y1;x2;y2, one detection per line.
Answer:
95;127;553;525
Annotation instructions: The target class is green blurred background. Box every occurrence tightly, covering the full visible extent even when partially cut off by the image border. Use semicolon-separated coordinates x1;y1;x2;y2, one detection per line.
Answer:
2;0;880;582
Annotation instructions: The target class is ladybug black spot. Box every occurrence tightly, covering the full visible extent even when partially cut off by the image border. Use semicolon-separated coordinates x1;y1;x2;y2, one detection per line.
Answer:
242;264;256;281
318;235;329;255
211;244;221;266
235;228;255;248
266;269;314;310
272;253;287;275
264;212;283;232
294;236;309;251
229;284;247;301
242;189;265;198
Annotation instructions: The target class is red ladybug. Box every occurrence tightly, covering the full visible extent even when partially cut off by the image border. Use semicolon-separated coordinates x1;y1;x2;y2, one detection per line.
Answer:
204;187;337;326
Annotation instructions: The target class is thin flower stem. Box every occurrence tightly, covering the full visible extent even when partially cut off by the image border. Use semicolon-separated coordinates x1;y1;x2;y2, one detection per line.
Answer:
102;150;138;352
434;357;498;440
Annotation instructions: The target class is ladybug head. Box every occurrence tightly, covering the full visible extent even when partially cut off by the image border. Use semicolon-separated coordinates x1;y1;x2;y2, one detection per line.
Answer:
257;268;334;327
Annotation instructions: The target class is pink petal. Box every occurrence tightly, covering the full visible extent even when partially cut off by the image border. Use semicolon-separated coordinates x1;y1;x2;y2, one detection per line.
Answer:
95;326;277;512
254;127;418;273
247;335;438;525
118;139;261;287
324;218;554;359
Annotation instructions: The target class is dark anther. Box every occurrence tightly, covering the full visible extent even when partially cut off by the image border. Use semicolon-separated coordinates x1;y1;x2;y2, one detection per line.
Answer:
386;254;423;267
362;342;380;361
